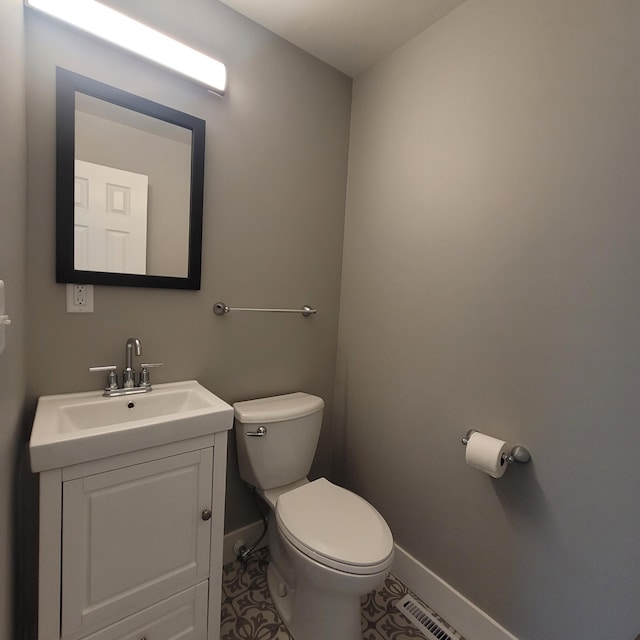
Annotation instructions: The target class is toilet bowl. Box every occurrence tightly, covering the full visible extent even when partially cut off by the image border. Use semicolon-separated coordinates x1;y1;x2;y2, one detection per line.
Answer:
272;478;393;640
234;393;394;640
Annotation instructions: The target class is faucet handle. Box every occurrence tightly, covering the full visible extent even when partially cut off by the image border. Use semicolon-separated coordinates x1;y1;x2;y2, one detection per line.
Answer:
89;365;118;391
139;362;163;388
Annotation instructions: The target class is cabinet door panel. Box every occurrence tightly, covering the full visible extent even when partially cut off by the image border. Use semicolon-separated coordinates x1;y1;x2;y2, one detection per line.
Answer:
62;449;213;639
81;581;208;640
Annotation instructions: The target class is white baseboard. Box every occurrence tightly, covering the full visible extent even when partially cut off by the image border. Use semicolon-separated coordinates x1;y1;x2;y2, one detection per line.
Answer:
392;544;519;640
223;520;269;566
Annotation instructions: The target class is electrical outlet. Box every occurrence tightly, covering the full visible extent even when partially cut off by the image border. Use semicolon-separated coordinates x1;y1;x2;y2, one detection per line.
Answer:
66;284;94;313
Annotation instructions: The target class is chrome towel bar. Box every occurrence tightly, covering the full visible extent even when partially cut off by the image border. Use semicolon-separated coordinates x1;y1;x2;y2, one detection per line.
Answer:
213;301;316;317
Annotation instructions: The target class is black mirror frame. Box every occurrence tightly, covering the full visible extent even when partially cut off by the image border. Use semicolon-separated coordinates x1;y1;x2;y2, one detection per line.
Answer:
56;67;206;290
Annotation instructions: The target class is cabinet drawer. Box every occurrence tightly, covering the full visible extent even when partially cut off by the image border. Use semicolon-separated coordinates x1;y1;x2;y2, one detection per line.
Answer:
62;449;213;639
80;581;208;640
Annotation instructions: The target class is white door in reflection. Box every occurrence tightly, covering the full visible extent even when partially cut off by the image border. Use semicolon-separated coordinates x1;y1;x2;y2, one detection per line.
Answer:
74;160;149;274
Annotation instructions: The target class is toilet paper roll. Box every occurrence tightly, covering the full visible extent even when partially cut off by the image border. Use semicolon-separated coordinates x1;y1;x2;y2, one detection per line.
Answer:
465;431;511;478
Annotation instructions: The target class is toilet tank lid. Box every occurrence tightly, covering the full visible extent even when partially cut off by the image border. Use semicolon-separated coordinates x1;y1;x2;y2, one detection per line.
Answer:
233;392;324;423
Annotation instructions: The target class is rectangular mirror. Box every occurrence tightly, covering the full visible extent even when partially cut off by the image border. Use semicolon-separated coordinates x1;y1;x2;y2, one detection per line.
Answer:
56;68;206;289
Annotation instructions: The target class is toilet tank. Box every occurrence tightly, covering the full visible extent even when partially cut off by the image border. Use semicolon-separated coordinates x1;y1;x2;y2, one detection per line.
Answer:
234;392;324;490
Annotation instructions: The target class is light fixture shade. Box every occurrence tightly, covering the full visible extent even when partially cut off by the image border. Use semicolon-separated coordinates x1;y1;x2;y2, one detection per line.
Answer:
25;0;227;95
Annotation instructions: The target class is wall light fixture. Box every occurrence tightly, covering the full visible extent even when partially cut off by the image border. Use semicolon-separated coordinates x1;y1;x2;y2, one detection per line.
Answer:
25;0;227;95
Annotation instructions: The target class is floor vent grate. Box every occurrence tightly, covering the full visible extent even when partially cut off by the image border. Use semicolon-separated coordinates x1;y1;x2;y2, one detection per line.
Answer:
396;594;454;640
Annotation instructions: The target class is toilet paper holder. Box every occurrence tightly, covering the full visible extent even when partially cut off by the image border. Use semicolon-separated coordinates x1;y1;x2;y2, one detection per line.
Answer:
461;429;531;464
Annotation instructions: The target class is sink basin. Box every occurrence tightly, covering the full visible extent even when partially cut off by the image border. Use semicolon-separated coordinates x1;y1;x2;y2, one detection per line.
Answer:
30;380;233;472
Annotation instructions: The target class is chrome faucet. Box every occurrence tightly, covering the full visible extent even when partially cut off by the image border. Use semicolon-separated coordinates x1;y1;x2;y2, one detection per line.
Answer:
123;337;142;388
89;337;163;397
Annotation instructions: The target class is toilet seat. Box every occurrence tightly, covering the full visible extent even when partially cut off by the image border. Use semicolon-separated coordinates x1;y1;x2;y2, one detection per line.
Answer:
276;478;394;575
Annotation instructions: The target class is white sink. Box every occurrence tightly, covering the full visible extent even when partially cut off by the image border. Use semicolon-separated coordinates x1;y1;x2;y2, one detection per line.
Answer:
30;380;233;472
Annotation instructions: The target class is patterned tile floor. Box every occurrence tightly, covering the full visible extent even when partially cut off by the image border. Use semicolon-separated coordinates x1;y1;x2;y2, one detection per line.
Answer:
221;547;464;640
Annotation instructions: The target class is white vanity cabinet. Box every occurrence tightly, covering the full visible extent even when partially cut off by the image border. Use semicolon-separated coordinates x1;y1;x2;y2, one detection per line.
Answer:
36;432;229;640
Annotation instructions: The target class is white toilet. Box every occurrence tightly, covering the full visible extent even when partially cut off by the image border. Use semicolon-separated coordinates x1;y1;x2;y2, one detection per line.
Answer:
234;392;394;640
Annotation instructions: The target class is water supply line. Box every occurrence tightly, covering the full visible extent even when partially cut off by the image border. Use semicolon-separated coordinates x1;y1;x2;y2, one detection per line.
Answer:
236;487;269;567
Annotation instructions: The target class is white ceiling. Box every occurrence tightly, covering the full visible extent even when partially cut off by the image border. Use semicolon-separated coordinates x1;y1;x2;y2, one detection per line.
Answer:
218;0;468;77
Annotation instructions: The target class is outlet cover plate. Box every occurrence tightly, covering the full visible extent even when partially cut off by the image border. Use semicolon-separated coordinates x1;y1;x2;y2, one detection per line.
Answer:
66;284;94;313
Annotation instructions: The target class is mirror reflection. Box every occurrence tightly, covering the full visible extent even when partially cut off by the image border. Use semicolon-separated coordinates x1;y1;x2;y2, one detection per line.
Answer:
57;68;206;289
75;94;192;277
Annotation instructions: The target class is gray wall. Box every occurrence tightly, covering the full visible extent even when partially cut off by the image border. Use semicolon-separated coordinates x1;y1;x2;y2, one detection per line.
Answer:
25;0;351;533
0;1;27;639
337;1;640;638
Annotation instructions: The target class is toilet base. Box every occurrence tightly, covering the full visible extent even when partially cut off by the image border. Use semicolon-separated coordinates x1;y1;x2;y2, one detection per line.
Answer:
267;561;294;632
267;561;363;640
260;489;392;640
